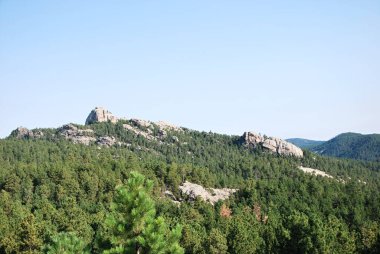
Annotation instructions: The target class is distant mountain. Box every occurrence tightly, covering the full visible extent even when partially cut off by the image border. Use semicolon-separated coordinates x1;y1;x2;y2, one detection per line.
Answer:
311;132;380;161
286;138;325;149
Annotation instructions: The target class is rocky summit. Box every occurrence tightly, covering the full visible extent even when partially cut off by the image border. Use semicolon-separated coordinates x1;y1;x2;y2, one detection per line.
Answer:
241;131;303;157
85;107;118;125
8;107;304;159
10;127;43;139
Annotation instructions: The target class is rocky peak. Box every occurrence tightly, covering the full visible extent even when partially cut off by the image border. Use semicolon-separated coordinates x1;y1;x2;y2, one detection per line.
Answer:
10;127;43;139
241;132;303;157
85;107;118;125
11;127;34;139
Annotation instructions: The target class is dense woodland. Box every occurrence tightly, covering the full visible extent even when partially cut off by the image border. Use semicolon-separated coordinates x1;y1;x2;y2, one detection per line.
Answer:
1;121;380;253
310;132;380;162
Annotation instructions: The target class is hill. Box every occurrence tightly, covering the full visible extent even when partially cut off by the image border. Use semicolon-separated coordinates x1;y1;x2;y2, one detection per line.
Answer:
1;107;380;253
286;138;325;149
311;132;380;161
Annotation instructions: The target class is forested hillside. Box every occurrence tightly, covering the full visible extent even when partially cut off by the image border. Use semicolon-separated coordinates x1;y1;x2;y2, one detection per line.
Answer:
1;119;380;253
286;138;325;149
311;133;380;162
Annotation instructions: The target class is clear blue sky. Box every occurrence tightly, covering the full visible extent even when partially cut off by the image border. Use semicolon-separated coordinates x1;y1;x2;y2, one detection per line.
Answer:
1;1;379;140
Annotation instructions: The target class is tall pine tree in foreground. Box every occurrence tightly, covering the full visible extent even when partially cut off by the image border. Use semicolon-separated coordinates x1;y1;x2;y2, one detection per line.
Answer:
104;171;183;254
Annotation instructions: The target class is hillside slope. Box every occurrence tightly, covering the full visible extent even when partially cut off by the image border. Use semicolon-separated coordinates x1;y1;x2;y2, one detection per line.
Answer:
311;132;380;161
1;108;380;253
286;138;325;149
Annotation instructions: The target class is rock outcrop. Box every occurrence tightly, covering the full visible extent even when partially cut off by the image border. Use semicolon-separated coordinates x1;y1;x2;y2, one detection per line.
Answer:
241;132;303;157
11;127;34;138
10;127;44;139
156;121;182;132
85;107;118;125
96;136;120;147
130;119;153;129
123;123;157;141
298;166;333;179
58;124;124;147
179;181;238;205
122;118;182;141
164;190;181;206
58;124;96;145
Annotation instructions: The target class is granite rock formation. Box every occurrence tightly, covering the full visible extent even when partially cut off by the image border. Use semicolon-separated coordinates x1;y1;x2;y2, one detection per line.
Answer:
241;132;303;157
85;107;118;125
179;181;238;205
10;127;44;139
58;124;96;145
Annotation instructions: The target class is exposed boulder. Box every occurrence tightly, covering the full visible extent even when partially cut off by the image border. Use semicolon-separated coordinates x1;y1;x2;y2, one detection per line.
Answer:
179;181;238;205
241;132;303;157
85;107;118;125
164;190;182;206
130;119;153;129
11;127;34;139
123;123;156;141
58;124;122;147
59;124;93;135
172;136;179;142
10;127;43;139
96;136;120;147
58;124;95;145
127;119;181;139
33;130;44;138
156;121;182;131
298;166;333;179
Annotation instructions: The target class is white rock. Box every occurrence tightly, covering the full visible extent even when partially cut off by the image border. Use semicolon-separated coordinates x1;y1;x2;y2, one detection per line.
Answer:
155;121;182;131
179;181;238;205
85;107;118;125
130;119;153;128
298;166;334;179
242;132;303;157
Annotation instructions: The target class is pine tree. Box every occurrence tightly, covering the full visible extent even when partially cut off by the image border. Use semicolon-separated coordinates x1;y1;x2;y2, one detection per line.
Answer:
207;228;228;254
44;232;89;254
104;171;184;254
19;214;43;254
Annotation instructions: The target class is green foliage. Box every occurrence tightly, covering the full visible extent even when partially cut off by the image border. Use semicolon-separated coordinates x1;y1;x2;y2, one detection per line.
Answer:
44;232;89;254
104;171;184;254
228;210;262;254
1;122;380;253
207;228;228;254
311;132;380;161
287;138;325;149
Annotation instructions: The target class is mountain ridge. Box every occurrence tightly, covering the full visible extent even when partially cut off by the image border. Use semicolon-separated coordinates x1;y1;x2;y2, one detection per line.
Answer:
286;138;325;149
8;107;304;158
311;132;380;161
7;107;380;162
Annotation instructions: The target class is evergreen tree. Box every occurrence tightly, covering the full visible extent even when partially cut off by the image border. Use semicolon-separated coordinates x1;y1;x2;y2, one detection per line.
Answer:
207;228;228;254
44;232;89;254
104;171;184;254
19;214;43;254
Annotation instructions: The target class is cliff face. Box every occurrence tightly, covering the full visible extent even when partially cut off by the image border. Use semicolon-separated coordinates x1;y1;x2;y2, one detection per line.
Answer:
85;107;118;125
241;132;303;158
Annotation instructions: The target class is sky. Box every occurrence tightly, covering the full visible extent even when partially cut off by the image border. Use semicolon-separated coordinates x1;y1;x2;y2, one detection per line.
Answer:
0;1;379;140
